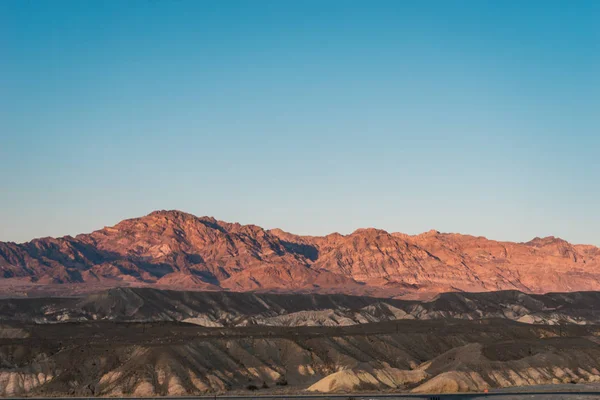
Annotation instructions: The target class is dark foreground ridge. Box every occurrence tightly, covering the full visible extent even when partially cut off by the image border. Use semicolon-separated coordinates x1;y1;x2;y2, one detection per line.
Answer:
3;287;600;326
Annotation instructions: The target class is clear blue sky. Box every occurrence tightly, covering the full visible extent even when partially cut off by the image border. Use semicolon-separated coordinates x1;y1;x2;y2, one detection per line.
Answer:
1;0;599;244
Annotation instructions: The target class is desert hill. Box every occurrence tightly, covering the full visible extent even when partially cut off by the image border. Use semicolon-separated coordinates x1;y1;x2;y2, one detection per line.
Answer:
2;317;600;396
3;287;600;326
2;288;600;395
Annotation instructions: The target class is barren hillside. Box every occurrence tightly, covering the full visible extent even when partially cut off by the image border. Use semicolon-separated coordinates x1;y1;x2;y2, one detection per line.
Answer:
2;318;600;396
3;287;600;327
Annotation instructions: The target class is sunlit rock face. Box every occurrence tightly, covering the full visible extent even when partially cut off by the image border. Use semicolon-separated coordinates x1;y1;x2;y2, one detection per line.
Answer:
2;210;600;299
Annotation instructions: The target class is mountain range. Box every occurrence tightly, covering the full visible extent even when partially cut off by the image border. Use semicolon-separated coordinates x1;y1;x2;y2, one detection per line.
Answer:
1;210;599;298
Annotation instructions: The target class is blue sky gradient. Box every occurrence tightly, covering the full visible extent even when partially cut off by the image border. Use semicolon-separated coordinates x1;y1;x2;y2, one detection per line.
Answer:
1;0;599;244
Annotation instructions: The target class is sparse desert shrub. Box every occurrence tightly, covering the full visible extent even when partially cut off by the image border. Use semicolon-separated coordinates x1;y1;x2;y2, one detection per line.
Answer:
246;384;259;391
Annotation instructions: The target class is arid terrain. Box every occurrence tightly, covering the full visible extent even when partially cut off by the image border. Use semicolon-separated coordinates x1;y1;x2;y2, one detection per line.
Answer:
2;211;600;396
1;210;600;299
2;288;600;396
3;287;600;326
5;0;597;395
